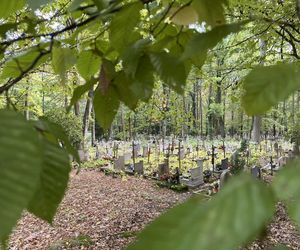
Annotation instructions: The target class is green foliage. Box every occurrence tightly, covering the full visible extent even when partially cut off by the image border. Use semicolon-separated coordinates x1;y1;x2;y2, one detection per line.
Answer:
1;48;50;79
191;0;227;27
76;50;102;80
27;0;51;10
150;52;187;94
94;86;120;129
128;175;275;250
0;0;25;18
109;1;143;53
27;140;70;223
182;23;243;67
0;110;43;244
0;109;74;247
44;108;83;148
273;158;300;229
242;64;300;115
52;45;76;80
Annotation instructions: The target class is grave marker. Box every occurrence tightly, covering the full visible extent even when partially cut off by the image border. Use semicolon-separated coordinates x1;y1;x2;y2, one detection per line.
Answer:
134;161;144;175
114;156;125;171
251;166;261;179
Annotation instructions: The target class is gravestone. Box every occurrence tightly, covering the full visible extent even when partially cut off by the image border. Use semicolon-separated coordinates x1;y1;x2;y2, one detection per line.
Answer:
180;166;204;188
178;149;185;160
195;159;203;168
134;161;144;175
114;156;125;171
78;149;89;162
221;158;229;170
95;146;100;160
143;146;148;158
251;166;261;179
124;152;131;162
219;169;231;189
277;156;286;167
158;160;170;178
274;142;279;156
288;150;294;160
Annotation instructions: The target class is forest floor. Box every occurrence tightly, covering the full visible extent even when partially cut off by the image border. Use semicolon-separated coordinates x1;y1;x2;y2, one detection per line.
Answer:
9;170;300;250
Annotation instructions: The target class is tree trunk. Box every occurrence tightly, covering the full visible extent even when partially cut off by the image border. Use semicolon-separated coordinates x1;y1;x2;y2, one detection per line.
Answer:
251;39;266;143
82;88;94;148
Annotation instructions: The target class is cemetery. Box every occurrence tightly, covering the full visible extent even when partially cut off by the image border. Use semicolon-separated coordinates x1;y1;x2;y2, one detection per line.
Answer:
1;0;300;250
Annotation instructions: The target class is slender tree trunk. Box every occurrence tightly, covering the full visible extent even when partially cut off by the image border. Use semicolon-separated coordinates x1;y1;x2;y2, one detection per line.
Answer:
24;86;29;120
82;88;94;148
251;39;266;143
91;106;96;146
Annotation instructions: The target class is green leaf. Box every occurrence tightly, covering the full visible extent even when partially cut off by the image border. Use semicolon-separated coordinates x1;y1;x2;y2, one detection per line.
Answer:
94;86;120;129
191;0;227;27
114;55;154;109
68;78;97;112
272;245;291;250
27;0;51;10
109;1;143;52
114;72;139;110
28;140;70;223
0;110;42;243
76;50;101;80
0;0;25;18
0;23;18;37
93;0;109;11
34;118;80;163
122;39;151;77
169;6;199;26
272;157;300;228
182;23;243;68
128;174;275;250
150;52;187;93
242;64;300;115
130;54;154;102
52;45;76;79
1;48;50;79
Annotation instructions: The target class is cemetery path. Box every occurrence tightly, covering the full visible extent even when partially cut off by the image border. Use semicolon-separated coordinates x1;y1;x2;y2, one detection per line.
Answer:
246;202;300;250
9;170;190;250
9;170;300;250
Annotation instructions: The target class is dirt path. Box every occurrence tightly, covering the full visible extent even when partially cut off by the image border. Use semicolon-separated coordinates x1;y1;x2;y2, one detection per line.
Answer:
9;170;300;250
9;170;189;250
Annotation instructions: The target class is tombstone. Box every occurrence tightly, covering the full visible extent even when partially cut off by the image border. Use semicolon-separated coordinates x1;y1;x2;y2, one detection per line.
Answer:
274;142;279;156
95;146;101;160
124;152;131;162
143;146;148;158
230;150;239;163
178;149;185;160
78;149;89;162
114;156;125;171
158;160;170;178
186;147;191;155
221;158;229;170
180;166;204;188
134;161;144;175
251;166;261;179
219;169;231;189
195;159;204;168
277;156;287;167
288;150;294;160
